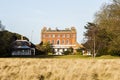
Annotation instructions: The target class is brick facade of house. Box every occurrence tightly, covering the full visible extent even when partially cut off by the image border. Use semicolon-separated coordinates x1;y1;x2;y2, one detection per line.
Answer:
41;27;78;55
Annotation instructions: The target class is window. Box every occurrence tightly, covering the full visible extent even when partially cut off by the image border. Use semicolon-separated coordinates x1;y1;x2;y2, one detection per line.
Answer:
48;34;51;38
52;34;55;38
66;40;69;44
57;40;60;45
62;40;64;44
52;40;54;44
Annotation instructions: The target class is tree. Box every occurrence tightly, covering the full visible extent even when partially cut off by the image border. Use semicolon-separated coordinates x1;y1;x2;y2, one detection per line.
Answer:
83;0;120;56
36;42;53;55
83;22;99;57
95;0;120;56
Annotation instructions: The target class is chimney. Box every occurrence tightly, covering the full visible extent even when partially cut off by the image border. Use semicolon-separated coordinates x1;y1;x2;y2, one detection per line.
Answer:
21;35;24;40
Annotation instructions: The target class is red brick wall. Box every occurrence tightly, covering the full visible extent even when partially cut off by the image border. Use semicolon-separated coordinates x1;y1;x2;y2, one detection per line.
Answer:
41;31;76;45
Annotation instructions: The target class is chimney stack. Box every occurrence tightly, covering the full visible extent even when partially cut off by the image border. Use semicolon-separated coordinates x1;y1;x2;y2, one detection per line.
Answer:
21;35;24;40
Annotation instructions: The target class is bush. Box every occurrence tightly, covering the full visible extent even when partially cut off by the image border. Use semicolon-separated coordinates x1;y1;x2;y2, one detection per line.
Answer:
63;47;74;55
63;51;71;55
36;42;53;55
75;52;82;55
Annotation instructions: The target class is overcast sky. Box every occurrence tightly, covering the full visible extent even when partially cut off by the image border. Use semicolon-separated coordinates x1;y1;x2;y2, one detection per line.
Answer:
0;0;110;44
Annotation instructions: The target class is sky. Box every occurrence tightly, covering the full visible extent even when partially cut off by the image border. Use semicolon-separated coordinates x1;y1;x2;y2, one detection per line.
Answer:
0;0;110;44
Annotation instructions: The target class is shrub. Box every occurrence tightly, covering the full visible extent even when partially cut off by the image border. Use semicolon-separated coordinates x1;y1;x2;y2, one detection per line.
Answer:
63;51;71;55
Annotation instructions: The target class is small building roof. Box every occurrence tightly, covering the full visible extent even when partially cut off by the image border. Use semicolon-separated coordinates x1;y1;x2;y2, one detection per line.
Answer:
12;40;31;49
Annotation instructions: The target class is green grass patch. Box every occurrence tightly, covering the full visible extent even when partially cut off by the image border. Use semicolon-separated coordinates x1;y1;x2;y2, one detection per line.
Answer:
37;55;120;59
52;55;92;59
1;54;119;59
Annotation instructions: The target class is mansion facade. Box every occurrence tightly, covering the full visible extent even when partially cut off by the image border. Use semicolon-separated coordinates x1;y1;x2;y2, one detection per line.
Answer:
41;27;81;55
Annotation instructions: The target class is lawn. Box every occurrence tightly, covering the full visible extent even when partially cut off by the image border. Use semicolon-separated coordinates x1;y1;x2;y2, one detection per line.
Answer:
8;55;120;59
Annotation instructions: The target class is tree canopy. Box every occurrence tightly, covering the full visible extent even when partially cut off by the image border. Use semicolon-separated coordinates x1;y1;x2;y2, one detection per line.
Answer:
83;0;120;56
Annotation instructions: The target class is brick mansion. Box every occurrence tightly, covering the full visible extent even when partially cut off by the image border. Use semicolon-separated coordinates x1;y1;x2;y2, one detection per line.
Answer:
41;27;82;55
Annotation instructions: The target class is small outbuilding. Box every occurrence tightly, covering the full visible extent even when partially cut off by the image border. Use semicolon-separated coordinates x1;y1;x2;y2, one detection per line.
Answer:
11;40;35;56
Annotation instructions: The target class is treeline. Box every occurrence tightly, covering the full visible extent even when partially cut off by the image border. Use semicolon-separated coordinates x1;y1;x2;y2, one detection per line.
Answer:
83;0;120;56
0;30;51;57
0;30;30;56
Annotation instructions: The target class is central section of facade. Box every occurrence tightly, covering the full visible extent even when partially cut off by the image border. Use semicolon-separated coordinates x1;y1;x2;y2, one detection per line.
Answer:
41;27;77;55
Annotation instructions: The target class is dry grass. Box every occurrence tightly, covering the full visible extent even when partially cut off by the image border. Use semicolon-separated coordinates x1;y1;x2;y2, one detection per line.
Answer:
0;58;120;80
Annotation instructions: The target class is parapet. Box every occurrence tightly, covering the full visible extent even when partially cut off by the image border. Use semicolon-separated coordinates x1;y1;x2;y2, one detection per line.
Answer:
41;27;76;33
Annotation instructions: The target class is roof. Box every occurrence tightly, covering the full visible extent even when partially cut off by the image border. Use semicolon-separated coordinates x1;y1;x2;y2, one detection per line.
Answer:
12;40;31;49
42;27;76;33
47;29;71;32
14;45;31;49
74;42;84;49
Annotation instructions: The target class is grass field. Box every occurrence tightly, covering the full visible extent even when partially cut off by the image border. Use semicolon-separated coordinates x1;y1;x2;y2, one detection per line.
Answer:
0;56;120;80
